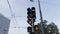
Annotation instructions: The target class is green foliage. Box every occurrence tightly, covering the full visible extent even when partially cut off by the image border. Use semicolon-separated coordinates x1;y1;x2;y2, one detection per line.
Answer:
46;22;59;34
37;21;59;34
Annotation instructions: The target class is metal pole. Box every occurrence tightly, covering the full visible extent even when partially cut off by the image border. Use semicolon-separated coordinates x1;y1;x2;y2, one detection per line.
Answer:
32;18;34;33
38;0;44;34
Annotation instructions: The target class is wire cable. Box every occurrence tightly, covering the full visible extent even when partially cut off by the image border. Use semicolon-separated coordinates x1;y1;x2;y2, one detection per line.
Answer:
7;0;15;18
7;0;17;28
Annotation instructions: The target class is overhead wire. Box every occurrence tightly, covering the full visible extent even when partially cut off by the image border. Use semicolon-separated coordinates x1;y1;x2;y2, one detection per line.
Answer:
7;0;18;28
7;0;27;29
7;0;15;18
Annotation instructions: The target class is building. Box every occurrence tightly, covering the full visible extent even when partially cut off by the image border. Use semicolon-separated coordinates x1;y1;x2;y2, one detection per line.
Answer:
0;14;10;34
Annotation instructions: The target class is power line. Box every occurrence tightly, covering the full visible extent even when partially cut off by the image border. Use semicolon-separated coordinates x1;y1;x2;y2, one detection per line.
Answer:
7;0;18;28
7;16;26;19
7;0;15;18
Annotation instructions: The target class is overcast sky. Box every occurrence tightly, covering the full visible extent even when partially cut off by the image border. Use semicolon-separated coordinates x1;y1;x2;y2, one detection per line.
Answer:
0;0;60;34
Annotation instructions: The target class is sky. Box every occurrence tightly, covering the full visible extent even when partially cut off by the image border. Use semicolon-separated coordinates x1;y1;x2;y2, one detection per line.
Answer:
0;0;60;34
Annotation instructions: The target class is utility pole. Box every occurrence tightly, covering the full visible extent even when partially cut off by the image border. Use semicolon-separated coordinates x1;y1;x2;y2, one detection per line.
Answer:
37;0;45;34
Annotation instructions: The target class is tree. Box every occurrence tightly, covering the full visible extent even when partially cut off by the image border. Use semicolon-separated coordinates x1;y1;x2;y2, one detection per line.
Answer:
38;21;59;34
46;22;59;34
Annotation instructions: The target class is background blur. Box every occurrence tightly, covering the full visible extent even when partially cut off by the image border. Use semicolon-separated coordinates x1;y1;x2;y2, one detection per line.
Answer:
0;0;60;34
